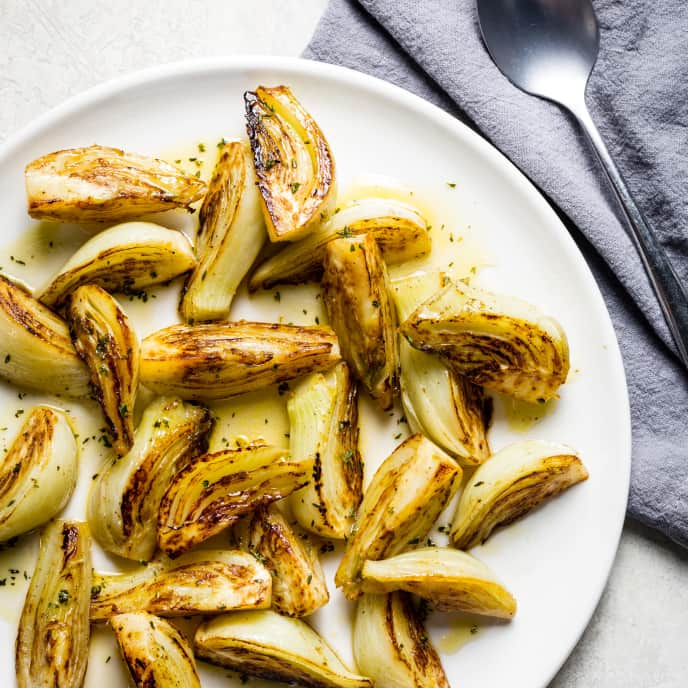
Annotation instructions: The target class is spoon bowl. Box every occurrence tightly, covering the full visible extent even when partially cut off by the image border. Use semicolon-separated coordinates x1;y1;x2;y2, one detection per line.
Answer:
478;0;598;109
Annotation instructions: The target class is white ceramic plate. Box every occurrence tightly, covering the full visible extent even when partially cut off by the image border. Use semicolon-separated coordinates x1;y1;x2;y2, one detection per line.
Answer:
0;57;630;688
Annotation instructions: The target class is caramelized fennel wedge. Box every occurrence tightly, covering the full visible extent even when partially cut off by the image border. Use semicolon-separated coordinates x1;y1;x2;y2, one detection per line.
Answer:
335;434;462;600
195;610;372;688
392;273;490;466
360;547;517;618
353;592;449;688
38;221;197;308
288;362;362;539
180;140;267;322
245;85;336;242
249;197;430;291
158;445;310;557
25;145;206;221
90;550;271;621
139;321;341;400
236;505;329;618
322;233;399;410
16;520;92;688
111;612;201;688
401;280;570;403
68;284;139;457
0;275;90;397
451;440;589;549
88;397;212;561
0;406;78;542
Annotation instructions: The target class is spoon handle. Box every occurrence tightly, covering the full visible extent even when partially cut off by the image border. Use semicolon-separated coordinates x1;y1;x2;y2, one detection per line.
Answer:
575;105;688;369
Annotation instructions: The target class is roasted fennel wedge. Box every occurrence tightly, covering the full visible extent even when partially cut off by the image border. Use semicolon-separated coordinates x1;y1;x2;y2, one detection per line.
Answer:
25;145;206;221
288;362;362;539
360;547;516;619
336;434;461;599
180;140;266;322
451;440;589;549
401;280;570;403
88;397;212;561
0;275;89;396
158;444;310;557
111;612;201;688
249;197;430;291
236;505;329;617
0;406;78;542
140;321;341;400
393;273;490;466
195;610;372;688
245;85;336;241
353;592;449;688
38;221;197;308
90;549;271;621
322;233;399;410
68;284;139;457
16;520;92;688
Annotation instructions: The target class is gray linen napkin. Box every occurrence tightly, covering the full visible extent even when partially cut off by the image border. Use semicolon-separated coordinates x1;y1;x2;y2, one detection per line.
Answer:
305;0;688;547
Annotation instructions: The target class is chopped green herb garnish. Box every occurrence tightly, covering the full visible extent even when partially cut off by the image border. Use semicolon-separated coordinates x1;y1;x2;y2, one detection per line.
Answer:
250;549;267;565
95;336;109;360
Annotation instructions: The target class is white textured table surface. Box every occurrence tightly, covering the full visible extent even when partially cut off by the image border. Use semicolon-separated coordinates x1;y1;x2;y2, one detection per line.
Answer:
1;2;687;687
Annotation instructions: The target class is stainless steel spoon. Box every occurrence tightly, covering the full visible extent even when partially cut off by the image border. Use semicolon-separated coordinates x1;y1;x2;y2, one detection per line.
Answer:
477;0;688;369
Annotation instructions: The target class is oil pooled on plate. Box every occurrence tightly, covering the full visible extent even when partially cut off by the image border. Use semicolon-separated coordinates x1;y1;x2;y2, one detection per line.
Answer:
436;618;482;654
501;396;559;433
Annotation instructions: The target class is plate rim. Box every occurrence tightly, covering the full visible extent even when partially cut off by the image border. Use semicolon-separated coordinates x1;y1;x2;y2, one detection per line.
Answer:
0;55;631;686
